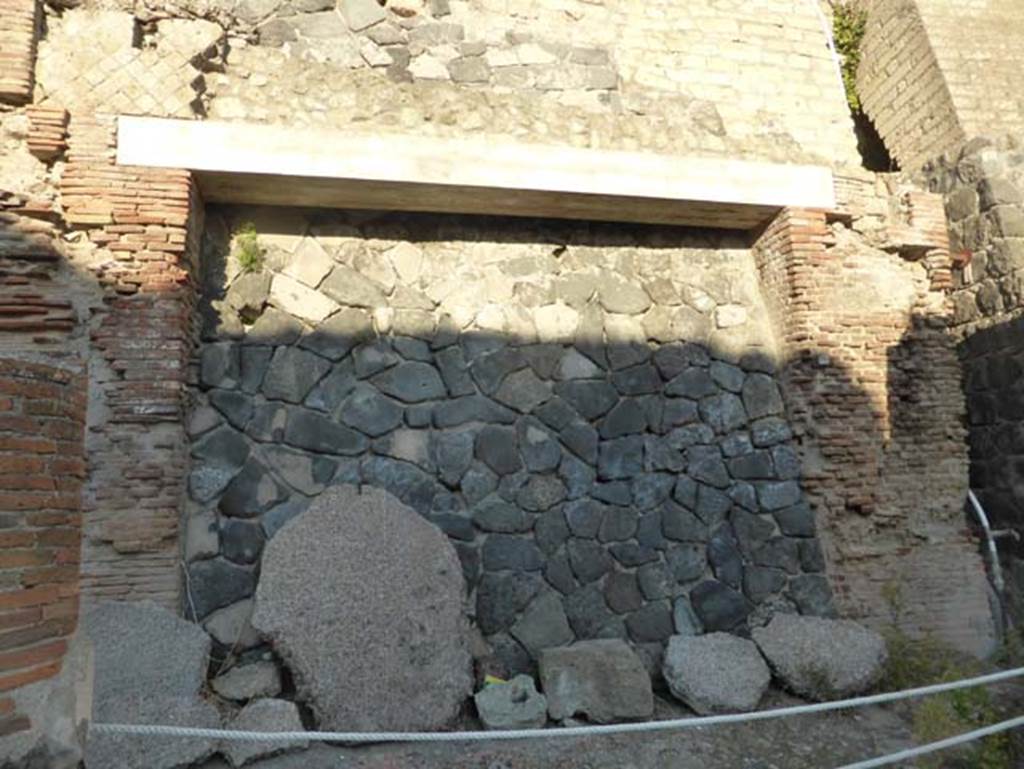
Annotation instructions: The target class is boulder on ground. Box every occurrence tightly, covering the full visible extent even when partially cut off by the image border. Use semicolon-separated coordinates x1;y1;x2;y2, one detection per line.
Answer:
82;601;220;769
538;639;653;724
84;694;221;769
222;699;308;767
751;614;887;700
252;485;473;731
662;633;769;714
474;675;548;730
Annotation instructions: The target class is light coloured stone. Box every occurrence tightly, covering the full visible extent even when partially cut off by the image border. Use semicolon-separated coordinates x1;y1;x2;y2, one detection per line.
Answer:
354;248;397;293
539;639;653;724
752;614;888;701
186;510;220;561
387;242;425;284
270;274;339;322
475;303;507;333
282;237;334;288
222;699;308;767
604;313;645;344
715;304;748;328
662;633;769;714
212;661;283;702
409;54;450;80
252;485;473;731
156;18;223;63
339;0;386;31
203;598;263;649
360;39;392;68
516;43;558;65
534;303;580;343
474;675;548;730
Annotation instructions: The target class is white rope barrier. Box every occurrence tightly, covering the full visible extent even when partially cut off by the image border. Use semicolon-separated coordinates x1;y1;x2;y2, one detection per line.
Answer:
836;713;1024;769
90;664;1024;744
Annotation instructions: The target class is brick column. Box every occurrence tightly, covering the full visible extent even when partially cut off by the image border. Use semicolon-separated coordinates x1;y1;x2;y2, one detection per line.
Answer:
0;0;39;106
61;113;203;609
0;359;86;739
754;199;994;655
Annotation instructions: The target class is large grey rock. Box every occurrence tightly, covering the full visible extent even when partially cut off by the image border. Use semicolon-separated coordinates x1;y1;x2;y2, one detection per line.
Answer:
752;614;887;701
253;485;473;731
473;675;548;730
83;602;218;769
662;633;770;714
83;601;209;702
85;695;221;769
222;699;308;767
539;639;653;723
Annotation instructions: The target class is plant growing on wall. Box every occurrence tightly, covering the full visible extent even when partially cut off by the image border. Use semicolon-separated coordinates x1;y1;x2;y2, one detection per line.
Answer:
830;1;868;112
234;222;264;273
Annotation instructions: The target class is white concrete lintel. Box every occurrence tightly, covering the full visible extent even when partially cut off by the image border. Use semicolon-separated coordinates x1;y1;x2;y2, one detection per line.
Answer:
116;116;835;229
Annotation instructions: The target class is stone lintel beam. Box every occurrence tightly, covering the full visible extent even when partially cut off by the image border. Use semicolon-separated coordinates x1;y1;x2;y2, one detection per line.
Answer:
116;116;835;231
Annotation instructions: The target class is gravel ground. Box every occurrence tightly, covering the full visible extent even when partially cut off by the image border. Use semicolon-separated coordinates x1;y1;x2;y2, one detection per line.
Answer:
197;691;922;769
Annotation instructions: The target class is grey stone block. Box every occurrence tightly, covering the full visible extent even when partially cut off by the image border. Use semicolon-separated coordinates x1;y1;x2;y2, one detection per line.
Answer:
262;348;331;404
285;408;369;455
567;538;614;583
372;361;446;403
187;558;258;619
539;639;653;723
476;572;542;634
752;614;887;700
662;633;769;714
339;385;403;437
482;535;543;572
474;675;547;730
511;592;574;656
222;699;308;767
690;580;751;632
597;435;644;479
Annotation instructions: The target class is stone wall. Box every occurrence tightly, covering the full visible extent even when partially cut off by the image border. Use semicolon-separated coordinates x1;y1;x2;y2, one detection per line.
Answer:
754;189;994;655
39;1;861;168
928;137;1024;622
858;0;1024;171
186;206;834;669
206;0;859;166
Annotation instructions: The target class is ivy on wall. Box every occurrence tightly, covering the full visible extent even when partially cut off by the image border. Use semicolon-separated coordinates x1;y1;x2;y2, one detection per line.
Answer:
830;1;868;112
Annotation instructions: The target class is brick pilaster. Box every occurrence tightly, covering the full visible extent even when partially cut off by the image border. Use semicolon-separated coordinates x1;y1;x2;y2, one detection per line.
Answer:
61;113;203;608
754;202;992;654
0;0;39;106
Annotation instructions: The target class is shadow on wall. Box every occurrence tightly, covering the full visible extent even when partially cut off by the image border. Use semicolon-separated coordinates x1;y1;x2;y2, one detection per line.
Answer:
179;205;980;674
960;314;1024;620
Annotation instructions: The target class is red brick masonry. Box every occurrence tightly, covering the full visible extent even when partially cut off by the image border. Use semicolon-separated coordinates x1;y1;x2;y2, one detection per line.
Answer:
0;358;86;737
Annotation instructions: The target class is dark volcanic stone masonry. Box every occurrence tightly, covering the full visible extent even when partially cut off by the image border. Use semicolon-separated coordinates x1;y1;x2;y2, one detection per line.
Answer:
186;208;833;672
